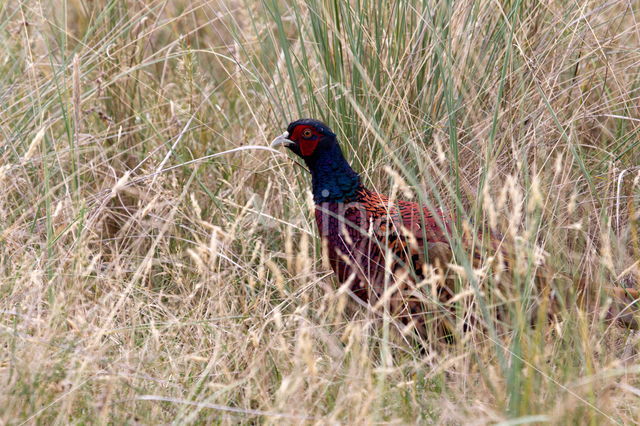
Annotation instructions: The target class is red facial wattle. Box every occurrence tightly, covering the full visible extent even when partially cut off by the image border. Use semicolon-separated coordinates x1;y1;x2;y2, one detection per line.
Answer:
290;125;320;156
300;139;318;156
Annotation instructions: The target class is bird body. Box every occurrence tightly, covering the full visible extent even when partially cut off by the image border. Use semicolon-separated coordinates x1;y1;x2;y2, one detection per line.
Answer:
314;186;461;339
314;187;451;298
271;118;638;342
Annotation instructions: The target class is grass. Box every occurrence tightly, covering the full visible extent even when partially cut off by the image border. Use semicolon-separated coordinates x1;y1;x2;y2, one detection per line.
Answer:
1;0;639;423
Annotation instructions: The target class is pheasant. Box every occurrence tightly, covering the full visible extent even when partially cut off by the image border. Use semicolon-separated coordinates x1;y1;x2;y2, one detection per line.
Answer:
271;118;638;343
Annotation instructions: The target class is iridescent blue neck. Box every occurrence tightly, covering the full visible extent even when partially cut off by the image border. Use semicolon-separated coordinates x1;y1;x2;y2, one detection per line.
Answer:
305;143;362;204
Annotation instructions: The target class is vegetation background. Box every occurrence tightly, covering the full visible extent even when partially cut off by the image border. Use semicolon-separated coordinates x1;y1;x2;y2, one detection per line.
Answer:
1;0;639;423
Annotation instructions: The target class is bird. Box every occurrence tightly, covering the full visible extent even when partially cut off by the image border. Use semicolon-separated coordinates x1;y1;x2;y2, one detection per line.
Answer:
271;118;638;344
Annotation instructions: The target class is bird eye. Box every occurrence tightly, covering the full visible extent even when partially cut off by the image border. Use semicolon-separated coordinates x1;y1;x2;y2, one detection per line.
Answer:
302;129;313;139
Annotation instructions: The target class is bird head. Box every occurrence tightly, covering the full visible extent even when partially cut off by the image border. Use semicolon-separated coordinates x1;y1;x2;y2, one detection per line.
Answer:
270;118;337;160
270;118;361;202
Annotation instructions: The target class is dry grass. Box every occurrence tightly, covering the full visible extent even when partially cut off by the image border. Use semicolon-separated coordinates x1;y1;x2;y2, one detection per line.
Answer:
1;0;639;423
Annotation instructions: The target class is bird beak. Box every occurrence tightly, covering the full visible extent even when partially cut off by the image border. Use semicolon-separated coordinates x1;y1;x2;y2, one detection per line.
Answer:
270;131;294;148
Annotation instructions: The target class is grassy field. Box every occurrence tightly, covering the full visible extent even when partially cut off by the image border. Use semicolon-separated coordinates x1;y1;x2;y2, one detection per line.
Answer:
1;0;639;423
